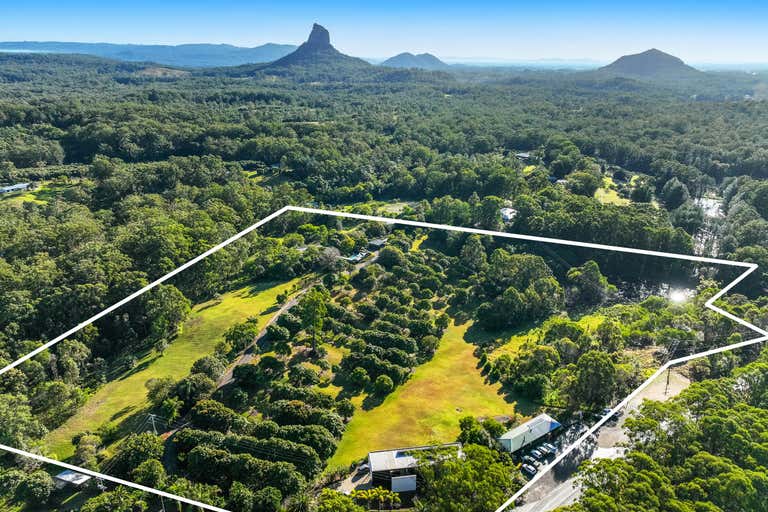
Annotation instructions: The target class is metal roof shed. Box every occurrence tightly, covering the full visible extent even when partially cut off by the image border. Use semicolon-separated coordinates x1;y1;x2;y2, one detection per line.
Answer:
498;413;561;453
54;470;92;489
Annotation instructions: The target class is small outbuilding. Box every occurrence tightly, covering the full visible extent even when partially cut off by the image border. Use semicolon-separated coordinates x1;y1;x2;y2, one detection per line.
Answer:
500;207;517;222
0;182;31;194
368;443;463;492
54;470;92;489
498;413;561;454
342;249;369;263
367;237;388;250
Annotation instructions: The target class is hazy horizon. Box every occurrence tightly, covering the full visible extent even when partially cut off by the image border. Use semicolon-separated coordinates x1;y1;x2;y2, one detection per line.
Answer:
2;1;768;64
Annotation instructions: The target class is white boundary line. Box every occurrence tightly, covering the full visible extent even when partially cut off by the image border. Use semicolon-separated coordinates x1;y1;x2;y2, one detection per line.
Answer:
0;205;764;512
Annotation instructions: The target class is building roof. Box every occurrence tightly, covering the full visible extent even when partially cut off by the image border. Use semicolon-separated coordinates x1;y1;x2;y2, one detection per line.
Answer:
368;237;388;247
368;443;462;473
0;183;30;192
499;413;561;452
54;470;91;486
342;250;368;262
500;207;517;221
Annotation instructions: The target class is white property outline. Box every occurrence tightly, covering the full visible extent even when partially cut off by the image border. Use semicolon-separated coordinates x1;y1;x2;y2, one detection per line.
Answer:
0;205;765;512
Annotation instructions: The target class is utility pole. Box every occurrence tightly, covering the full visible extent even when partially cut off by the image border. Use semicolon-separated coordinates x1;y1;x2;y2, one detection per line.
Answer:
664;339;681;396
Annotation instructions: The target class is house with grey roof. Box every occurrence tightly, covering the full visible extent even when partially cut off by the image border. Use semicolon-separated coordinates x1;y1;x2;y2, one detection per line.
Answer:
367;442;463;493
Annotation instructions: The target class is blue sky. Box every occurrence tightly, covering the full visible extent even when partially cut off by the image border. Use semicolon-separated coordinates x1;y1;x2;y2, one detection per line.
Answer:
1;1;767;63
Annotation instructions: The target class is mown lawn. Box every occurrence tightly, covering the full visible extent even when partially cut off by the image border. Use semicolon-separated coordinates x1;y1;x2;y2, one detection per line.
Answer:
328;319;515;470
45;278;299;459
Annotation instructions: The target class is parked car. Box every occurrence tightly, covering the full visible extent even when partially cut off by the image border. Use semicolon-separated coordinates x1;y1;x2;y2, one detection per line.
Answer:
521;455;538;466
602;407;621;424
521;464;538;477
541;442;558;455
529;448;545;461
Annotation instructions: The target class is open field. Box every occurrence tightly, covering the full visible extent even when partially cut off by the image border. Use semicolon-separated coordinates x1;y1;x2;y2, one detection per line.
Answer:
0;180;75;205
490;313;606;361
594;176;630;205
328;319;515;469
45;278;299;459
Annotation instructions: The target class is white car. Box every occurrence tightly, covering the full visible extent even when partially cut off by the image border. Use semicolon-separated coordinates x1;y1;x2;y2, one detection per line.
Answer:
521;464;538;477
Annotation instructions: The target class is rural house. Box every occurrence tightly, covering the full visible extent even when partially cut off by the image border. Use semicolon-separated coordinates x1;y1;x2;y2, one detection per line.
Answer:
367;443;463;493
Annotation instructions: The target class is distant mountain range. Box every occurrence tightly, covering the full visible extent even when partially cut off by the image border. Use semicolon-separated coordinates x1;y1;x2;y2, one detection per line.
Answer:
0;34;713;84
0;41;297;68
381;52;449;70
599;48;701;79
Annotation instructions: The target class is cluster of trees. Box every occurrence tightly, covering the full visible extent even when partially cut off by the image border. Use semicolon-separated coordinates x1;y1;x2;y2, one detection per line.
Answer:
486;279;748;410
0;152;310;450
559;346;768;512
720;176;768;294
325;234;450;399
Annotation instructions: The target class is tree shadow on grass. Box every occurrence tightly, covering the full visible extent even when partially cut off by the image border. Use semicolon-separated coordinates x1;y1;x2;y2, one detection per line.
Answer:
244;280;283;297
196;300;222;313
361;393;385;410
110;405;138;422
496;384;539;416
462;320;541;350
95;406;152;454
117;356;159;381
261;304;280;315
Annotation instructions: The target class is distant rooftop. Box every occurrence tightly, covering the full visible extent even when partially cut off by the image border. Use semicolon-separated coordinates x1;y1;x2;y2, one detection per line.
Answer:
0;182;30;193
368;237;388;247
500;207;517;222
54;470;91;487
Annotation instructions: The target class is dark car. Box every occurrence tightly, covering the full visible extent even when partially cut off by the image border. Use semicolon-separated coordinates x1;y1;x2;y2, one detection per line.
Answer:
530;448;545;460
521;464;538;477
602;408;621;424
521;455;538;466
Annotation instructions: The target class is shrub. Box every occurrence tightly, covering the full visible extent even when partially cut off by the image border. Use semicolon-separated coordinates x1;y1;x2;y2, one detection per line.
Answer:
374;375;394;396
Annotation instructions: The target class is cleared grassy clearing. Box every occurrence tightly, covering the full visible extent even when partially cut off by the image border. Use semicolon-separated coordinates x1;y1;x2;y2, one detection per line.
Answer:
595;176;630;206
410;234;428;252
328;319;514;469
0;180;75;205
490;313;606;361
45;278;299;459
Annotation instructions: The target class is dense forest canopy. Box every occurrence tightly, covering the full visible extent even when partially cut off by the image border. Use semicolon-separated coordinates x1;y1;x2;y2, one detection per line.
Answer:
0;48;766;512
